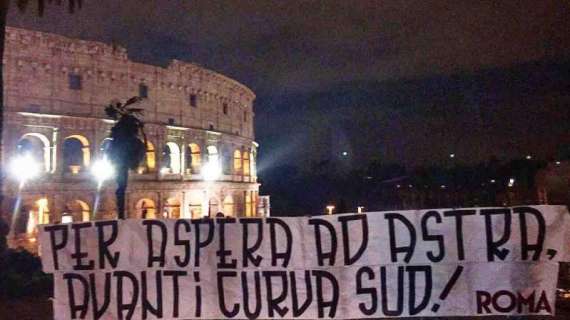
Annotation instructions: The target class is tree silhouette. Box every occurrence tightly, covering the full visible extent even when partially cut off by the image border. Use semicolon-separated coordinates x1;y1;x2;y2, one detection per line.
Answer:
0;0;82;249
105;97;146;219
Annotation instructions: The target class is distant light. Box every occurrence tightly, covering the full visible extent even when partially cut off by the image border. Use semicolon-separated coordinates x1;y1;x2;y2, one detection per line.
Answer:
37;198;48;207
91;158;114;184
61;215;73;224
508;178;515;187
202;161;221;181
555;161;561;165
341;151;348;156
449;153;455;158
364;176;373;180
326;205;335;215
408;184;413;188
440;185;446;189
10;154;41;183
526;155;532;160
357;206;365;214
490;179;496;183
396;184;401;188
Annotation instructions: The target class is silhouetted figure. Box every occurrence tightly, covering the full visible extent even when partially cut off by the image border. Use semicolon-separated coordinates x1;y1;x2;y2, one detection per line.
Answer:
106;97;146;220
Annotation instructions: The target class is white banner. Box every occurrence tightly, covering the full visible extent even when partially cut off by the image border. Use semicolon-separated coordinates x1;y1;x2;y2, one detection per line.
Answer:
39;205;570;319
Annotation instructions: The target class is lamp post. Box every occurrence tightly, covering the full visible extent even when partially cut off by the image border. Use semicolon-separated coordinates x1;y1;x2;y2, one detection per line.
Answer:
326;205;335;215
10;153;41;189
202;159;221;217
8;154;41;240
91;157;115;219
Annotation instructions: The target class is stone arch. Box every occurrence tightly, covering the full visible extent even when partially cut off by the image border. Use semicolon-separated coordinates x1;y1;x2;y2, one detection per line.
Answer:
18;133;51;172
223;194;234;216
209;197;220;217
207;145;219;161
233;149;242;175
138;140;156;174
63;134;90;173
221;147;232;175
162;142;181;174
63;199;90;223
13;197;50;235
186;143;201;174
243;150;251;176
187;191;203;219
135;198;157;219
164;197;181;219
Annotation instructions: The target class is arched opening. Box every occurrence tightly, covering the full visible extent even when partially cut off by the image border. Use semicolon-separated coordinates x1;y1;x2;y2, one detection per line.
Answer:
14;198;50;235
136;198;157;219
209;197;219;217
188;191;202;219
186;143;201;174
243;151;251;176
223;195;234;216
233;149;242;175
17;133;51;172
137;141;156;174
162;142;181;174
63;200;90;223
164;198;181;219
63;135;90;174
245;192;252;217
222;148;232;175
207;145;219;162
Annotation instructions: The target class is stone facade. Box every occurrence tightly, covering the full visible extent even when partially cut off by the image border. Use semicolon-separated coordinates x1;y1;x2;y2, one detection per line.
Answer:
1;27;263;250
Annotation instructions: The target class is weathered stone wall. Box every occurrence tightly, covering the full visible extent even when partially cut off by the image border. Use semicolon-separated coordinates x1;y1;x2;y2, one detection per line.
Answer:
1;27;262;247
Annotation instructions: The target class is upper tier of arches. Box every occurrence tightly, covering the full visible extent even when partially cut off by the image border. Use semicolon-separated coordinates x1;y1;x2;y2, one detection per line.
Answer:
3;26;256;139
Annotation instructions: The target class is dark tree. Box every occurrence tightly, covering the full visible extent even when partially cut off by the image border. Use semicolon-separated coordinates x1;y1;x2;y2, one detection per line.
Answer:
105;97;146;219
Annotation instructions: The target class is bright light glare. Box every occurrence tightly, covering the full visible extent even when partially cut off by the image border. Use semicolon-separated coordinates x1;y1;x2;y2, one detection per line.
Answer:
202;160;221;181
508;178;515;187
91;158;115;183
10;154;41;183
61;215;73;224
326;205;335;215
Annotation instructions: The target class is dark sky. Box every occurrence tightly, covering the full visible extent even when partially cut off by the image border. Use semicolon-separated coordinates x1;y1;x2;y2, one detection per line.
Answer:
8;1;570;172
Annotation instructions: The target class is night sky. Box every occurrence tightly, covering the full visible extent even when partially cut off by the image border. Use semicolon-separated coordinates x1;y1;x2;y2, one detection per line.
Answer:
7;1;570;172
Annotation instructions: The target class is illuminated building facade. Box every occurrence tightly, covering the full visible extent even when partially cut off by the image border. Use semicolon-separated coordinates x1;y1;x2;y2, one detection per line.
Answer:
1;27;263;250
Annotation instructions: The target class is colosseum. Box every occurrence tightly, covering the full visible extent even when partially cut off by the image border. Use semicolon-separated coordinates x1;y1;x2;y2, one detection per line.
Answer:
1;27;268;250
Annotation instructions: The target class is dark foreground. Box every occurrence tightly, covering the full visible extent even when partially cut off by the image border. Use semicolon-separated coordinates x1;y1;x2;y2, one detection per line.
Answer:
0;297;569;320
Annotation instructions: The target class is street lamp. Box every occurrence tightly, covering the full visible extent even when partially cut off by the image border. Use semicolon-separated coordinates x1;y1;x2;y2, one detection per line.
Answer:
91;158;114;220
8;154;41;241
357;206;365;213
9;153;41;187
91;157;115;187
202;160;221;181
326;205;335;215
201;159;221;218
